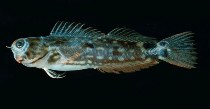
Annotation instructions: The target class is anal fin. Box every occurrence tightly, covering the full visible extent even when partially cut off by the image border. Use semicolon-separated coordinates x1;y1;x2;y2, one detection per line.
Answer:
97;58;158;74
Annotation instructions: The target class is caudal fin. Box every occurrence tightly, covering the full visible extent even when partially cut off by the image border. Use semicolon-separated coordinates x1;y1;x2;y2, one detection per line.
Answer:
157;32;197;69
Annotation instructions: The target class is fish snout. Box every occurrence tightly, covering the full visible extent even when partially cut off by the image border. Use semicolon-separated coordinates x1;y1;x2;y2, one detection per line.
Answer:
16;56;25;63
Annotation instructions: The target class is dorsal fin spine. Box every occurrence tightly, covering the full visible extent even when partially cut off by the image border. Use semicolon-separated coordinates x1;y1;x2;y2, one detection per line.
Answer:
108;28;118;34
64;22;75;35
112;28;124;34
54;21;63;34
116;28;128;35
68;23;80;35
50;21;58;34
71;23;84;36
59;22;68;35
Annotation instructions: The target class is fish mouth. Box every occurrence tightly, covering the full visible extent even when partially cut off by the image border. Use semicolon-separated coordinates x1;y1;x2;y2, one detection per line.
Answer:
16;56;26;64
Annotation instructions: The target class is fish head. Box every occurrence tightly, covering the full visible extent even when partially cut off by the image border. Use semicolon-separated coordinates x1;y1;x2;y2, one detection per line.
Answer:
9;37;49;66
9;38;29;64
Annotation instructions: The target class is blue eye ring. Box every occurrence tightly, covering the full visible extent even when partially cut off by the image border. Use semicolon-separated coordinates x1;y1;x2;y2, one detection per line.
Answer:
16;39;25;48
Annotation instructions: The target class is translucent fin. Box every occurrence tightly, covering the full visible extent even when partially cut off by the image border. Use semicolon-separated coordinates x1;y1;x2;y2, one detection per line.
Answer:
106;28;156;42
157;31;197;69
97;59;158;74
49;21;104;38
43;68;66;78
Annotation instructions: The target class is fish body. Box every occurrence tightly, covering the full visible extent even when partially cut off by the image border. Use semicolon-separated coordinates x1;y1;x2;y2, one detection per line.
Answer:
9;21;197;78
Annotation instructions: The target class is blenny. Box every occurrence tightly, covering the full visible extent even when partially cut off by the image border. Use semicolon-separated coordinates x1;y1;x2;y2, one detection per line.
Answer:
7;21;197;78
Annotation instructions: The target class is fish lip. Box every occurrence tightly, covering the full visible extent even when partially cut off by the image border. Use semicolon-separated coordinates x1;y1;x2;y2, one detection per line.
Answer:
17;60;23;63
16;56;25;64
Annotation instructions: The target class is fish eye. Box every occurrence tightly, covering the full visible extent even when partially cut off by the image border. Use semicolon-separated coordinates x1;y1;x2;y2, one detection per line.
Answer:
15;39;25;48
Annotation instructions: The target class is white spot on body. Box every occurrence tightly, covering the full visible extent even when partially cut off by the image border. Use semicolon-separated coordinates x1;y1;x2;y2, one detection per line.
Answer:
129;49;134;53
81;40;85;43
118;48;125;52
118;57;124;61
53;55;60;59
86;55;94;58
113;41;117;43
141;54;146;59
74;61;86;64
96;47;105;50
144;58;152;63
108;57;113;60
167;49;171;52
96;56;104;60
136;42;143;47
88;40;93;44
87;60;92;64
86;48;93;54
97;37;102;39
109;48;113;52
130;56;135;60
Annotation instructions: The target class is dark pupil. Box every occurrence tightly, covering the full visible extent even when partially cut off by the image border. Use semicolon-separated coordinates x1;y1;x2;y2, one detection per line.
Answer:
16;40;24;48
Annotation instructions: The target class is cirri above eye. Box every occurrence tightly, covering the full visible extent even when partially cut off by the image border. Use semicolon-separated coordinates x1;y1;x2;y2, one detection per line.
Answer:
15;39;25;48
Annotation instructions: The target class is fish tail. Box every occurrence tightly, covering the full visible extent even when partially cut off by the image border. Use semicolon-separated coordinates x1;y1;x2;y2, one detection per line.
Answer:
156;31;197;68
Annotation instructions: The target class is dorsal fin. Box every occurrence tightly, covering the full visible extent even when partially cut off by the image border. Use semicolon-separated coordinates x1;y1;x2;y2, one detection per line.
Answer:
49;21;104;38
106;28;156;42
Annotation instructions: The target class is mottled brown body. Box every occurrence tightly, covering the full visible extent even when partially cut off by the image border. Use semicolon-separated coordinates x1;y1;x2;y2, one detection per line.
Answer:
9;21;196;78
27;35;158;73
17;24;159;74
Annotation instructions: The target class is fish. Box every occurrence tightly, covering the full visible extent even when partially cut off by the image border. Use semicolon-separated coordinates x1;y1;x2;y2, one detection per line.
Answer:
7;21;197;78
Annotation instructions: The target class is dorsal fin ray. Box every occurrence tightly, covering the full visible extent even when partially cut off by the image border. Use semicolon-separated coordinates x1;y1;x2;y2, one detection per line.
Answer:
106;28;156;42
49;21;104;38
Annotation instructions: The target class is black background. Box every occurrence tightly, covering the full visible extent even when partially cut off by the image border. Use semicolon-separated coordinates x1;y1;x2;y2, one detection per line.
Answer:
0;0;210;108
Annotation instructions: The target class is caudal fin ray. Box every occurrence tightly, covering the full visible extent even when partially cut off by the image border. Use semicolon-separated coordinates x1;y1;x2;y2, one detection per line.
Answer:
158;31;197;69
